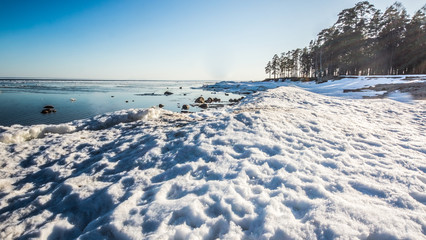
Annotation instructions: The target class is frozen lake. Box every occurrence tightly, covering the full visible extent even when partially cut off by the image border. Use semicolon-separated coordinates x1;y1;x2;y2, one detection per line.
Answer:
0;79;241;126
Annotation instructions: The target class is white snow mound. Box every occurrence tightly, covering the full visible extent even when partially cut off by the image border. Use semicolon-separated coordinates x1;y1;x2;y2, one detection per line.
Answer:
0;108;161;144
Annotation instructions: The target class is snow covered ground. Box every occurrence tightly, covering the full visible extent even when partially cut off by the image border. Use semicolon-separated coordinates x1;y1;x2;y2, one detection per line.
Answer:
204;75;426;102
0;77;425;239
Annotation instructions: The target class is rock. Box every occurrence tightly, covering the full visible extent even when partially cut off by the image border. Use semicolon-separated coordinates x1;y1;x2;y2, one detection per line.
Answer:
179;87;182;89
213;98;221;102
182;104;189;110
199;103;208;109
41;108;56;114
164;91;173;96
125;100;129;103
229;97;245;103
41;105;57;114
225;93;229;96
195;96;205;103
159;104;164;108
206;97;213;103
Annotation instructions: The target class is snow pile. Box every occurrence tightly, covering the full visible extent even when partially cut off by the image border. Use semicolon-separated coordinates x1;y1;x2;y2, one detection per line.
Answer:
0;83;425;239
0;108;161;144
76;107;162;130
0;123;77;144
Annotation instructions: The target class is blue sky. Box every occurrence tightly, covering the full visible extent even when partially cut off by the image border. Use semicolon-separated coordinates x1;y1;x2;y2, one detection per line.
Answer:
0;0;424;80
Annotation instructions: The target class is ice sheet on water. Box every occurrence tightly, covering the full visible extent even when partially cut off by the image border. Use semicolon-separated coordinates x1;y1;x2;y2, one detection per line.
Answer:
0;78;425;239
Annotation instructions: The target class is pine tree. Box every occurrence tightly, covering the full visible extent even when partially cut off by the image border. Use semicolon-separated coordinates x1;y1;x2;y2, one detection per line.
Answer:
402;5;426;73
378;2;409;74
279;53;286;78
265;61;272;79
271;54;280;79
300;47;311;77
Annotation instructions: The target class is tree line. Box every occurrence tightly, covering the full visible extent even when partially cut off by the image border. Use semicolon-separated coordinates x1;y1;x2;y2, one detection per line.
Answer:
265;1;426;79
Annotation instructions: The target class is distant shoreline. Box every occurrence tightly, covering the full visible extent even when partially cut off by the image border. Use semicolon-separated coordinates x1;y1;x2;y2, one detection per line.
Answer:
263;75;426;100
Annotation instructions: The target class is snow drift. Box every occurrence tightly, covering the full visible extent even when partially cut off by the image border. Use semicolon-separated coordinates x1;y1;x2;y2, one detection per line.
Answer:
0;108;161;144
205;75;426;101
0;79;425;239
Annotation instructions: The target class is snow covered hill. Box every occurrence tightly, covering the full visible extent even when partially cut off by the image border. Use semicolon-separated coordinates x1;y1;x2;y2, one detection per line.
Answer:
0;78;425;239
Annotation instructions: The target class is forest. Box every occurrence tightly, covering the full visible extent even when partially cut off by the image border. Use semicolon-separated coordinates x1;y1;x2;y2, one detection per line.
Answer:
265;1;426;79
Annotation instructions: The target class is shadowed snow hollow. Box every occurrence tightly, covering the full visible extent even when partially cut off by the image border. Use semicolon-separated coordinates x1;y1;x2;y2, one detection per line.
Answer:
0;85;425;239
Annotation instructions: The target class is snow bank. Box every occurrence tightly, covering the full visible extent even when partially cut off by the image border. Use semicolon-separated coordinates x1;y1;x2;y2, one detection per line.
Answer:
205;75;426;101
0;81;425;239
0;108;161;144
76;107;161;130
0;124;76;144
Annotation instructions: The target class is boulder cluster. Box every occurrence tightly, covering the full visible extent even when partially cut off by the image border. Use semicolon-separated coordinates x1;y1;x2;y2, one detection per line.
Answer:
158;94;244;113
195;96;221;104
229;97;244;103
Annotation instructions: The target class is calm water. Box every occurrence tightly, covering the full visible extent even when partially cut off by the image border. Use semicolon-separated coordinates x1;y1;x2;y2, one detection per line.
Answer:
0;79;241;126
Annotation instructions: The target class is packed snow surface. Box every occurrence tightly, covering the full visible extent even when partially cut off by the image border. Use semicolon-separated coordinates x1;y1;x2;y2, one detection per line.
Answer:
205;75;426;102
1;78;425;239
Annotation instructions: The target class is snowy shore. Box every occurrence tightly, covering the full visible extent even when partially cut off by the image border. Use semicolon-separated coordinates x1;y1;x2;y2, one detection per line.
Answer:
0;77;425;239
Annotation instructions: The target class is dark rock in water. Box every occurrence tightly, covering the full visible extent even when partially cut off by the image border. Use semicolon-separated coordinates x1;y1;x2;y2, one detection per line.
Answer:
41;108;56;114
164;91;173;96
179;87;182;89
182;104;189;110
206;97;213;103
195;96;205;103
111;96;114;98
159;104;164;108
183;93;187;96
41;105;57;114
225;93;229;96
125;100;129;103
135;93;163;96
213;97;221;102
199;103;208;109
